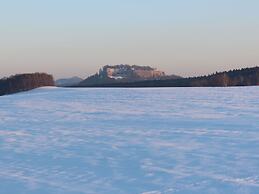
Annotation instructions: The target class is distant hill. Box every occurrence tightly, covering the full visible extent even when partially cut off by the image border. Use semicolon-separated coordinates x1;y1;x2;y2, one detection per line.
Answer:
0;73;54;96
78;64;181;86
56;76;83;87
75;67;259;87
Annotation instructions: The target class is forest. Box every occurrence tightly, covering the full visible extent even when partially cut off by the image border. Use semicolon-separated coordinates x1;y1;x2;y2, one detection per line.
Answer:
0;73;54;96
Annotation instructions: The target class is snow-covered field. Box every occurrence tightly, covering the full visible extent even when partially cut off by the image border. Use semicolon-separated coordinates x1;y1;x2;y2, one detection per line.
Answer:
0;87;259;194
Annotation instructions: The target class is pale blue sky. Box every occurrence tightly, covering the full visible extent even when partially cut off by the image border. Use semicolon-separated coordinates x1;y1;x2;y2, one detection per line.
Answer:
1;0;259;79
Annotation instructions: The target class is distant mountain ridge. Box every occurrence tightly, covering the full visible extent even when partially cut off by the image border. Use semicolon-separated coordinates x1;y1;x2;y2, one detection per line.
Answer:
56;76;83;87
78;64;181;86
1;66;258;96
75;67;259;87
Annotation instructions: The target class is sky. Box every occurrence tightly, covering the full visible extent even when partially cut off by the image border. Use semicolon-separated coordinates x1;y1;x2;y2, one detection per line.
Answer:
0;0;259;79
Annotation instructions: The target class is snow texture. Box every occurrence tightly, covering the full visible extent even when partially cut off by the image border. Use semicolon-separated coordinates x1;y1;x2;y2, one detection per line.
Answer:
0;87;259;194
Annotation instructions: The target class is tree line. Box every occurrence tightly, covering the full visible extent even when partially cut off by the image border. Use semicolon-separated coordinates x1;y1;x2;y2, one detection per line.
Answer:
0;73;54;96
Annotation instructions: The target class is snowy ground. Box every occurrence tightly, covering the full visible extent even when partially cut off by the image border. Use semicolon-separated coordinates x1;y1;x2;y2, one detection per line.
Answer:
0;87;259;194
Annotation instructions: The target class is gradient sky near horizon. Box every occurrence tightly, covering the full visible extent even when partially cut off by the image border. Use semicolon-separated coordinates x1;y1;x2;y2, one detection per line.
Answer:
1;0;259;79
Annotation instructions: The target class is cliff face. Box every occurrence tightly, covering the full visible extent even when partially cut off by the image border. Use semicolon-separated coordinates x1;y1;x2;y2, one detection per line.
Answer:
100;65;165;80
79;64;179;86
0;73;55;96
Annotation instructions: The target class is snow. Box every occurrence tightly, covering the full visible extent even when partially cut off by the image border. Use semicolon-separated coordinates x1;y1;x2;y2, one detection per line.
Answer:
108;75;124;80
0;87;259;194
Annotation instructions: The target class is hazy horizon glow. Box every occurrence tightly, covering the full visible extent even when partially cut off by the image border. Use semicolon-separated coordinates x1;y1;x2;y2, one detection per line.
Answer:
1;0;259;79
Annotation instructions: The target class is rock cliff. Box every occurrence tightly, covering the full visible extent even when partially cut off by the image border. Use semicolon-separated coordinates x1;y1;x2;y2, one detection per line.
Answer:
79;64;181;86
